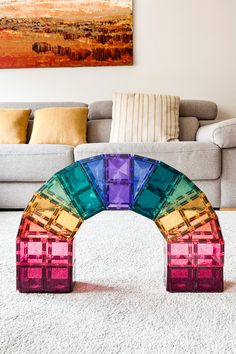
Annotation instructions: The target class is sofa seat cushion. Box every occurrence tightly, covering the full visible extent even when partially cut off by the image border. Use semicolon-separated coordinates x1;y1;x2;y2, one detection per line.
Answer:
74;142;220;180
0;144;74;182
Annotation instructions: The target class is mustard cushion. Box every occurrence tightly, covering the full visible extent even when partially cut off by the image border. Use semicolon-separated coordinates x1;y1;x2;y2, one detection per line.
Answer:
29;107;88;146
0;109;31;144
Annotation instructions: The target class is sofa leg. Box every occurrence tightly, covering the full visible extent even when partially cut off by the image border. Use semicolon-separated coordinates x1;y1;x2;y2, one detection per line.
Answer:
220;208;236;211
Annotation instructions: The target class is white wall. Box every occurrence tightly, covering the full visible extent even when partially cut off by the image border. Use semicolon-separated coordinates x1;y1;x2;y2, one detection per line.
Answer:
0;0;236;118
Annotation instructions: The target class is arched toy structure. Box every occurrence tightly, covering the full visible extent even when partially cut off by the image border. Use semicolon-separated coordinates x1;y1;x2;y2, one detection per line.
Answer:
16;154;224;293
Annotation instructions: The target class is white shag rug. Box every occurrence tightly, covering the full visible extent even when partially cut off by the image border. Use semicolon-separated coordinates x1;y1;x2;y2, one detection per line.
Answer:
0;211;236;354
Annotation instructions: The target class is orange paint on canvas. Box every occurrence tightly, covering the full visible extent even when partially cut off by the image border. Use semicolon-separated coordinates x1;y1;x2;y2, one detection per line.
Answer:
0;0;133;68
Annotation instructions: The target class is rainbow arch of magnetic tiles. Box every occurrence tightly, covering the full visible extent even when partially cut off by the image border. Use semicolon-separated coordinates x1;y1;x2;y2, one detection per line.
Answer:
16;154;224;293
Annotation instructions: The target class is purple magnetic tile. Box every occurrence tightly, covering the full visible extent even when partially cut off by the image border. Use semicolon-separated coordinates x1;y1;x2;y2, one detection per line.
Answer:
106;155;131;182
106;183;131;209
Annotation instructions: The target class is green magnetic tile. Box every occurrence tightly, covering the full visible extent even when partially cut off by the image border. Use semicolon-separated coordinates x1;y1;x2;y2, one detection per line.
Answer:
38;177;78;214
72;188;104;219
147;162;180;193
57;163;91;196
56;162;105;219
133;188;164;219
158;176;202;217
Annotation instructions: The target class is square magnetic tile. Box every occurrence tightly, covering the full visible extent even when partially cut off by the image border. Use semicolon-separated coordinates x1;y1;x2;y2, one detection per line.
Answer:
17;266;44;292
195;268;223;292
166;267;194;292
167;242;194;267
132;188;164;219
196;241;224;267
44;267;73;293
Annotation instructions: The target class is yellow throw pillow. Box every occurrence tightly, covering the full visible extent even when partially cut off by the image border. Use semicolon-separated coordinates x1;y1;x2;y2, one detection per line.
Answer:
0;108;31;144
29;107;88;146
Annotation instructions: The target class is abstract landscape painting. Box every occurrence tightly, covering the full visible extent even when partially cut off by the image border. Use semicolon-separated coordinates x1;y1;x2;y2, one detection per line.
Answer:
0;0;133;68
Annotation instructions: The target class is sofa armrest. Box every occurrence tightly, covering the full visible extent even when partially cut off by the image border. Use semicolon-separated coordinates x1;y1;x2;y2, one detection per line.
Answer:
196;118;236;148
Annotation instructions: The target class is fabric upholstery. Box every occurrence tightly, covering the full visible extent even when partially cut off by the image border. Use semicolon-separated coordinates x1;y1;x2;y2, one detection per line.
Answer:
196;118;236;148
87;117;199;143
110;93;180;143
0;109;31;144
221;148;236;207
179;116;199;141
179;100;218;120
87;119;112;143
194;179;220;208
0;182;43;209
0;144;74;182
88;99;218;121
89;100;113;120
29;107;88;146
74;142;220;180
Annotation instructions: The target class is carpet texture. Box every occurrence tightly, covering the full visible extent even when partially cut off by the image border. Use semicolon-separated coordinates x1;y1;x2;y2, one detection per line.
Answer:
0;211;236;354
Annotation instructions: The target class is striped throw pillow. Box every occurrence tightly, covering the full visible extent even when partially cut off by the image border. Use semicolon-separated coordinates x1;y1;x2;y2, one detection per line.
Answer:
109;93;180;143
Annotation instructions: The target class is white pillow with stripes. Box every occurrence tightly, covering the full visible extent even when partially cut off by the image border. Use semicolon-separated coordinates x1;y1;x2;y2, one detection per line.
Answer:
110;93;180;143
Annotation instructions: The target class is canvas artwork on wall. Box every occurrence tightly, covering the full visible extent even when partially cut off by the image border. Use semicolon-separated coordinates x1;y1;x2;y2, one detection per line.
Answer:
0;0;133;68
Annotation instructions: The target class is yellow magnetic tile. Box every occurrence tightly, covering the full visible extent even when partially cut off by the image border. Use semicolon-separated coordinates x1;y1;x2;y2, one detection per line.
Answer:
159;210;184;231
55;210;82;232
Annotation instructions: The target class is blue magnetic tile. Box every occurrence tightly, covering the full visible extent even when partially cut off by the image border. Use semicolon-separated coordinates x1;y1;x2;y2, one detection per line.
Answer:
80;155;106;203
132;155;157;200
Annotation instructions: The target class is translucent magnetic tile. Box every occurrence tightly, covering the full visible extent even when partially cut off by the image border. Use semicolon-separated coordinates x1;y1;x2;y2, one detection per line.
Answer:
106;183;131;210
17;266;43;292
25;194;58;227
132;155;157;200
196;241;224;267
80;155;106;202
158;175;202;217
16;238;44;266
106;154;131;182
156;209;189;240
132;188;164;219
17;236;74;267
17;216;52;239
38;176;78;214
44;267;73;292
57;162;104;219
195;268;223;292
166;267;194;292
156;194;216;240
147;162;180;193
167;242;194;267
17;266;74;293
25;194;82;239
57;162;91;195
185;218;223;241
181;194;216;228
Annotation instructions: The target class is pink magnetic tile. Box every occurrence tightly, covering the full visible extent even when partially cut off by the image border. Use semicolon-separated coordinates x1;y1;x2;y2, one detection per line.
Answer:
17;266;43;292
196;241;224;267
18;216;51;239
196;268;223;292
45;267;73;292
47;239;73;265
167;267;194;292
191;218;223;241
167;242;194;267
16;239;44;266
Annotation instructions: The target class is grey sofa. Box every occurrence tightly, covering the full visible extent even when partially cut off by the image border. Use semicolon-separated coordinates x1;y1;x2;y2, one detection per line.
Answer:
0;100;235;209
